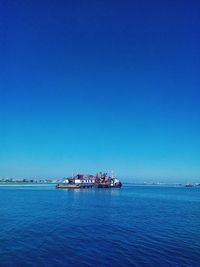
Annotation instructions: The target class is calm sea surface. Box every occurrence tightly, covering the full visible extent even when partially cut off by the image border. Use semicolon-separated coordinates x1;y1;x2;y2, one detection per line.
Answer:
0;184;200;267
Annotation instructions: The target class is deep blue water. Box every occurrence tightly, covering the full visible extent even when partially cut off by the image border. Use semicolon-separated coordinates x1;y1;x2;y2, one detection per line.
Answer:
0;185;200;267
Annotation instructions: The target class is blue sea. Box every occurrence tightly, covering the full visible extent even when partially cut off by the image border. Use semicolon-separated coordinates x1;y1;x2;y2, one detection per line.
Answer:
0;184;200;267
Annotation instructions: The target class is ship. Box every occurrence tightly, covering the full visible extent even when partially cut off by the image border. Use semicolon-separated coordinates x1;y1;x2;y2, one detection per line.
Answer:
56;172;122;189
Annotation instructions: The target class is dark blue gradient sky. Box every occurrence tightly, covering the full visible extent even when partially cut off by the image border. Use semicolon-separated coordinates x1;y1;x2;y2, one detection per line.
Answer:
1;0;200;181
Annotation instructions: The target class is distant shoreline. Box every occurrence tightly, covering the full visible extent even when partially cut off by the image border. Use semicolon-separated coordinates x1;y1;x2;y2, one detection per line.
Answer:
0;183;56;186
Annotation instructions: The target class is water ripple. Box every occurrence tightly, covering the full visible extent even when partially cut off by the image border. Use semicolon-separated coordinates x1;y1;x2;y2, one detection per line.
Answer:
0;185;200;266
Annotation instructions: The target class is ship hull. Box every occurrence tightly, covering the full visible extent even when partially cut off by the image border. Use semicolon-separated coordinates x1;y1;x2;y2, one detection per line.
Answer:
95;182;122;188
56;184;94;189
56;182;122;189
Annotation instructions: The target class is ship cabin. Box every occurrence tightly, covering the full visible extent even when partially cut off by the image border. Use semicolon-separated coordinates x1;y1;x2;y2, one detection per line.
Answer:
63;174;96;185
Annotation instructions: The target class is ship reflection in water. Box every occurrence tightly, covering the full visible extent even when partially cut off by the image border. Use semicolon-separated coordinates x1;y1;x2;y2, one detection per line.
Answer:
56;172;122;189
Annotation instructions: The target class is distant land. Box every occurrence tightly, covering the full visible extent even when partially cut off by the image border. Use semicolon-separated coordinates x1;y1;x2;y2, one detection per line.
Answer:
0;178;200;188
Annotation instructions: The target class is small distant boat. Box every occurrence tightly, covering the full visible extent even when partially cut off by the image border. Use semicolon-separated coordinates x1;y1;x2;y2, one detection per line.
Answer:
56;172;122;189
185;184;195;187
185;183;200;187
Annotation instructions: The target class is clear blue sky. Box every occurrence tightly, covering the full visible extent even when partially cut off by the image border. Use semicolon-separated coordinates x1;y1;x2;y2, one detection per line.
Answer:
1;0;200;181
